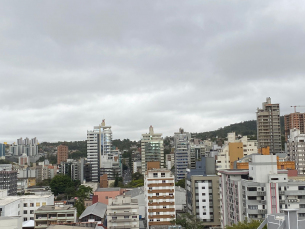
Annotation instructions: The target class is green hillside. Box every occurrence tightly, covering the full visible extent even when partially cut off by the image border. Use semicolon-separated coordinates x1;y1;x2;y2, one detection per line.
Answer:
193;116;285;141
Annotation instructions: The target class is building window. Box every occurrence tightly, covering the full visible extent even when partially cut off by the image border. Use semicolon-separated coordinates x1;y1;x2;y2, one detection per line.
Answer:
161;173;165;177
163;206;167;208
105;196;108;199
156;193;159;196
42;202;46;206
153;173;158;178
30;210;34;214
23;218;27;221
23;210;27;214
36;203;40;207
124;216;129;219
30;217;34;220
162;180;166;183
24;203;27;207
30;203;34;207
132;216;137;218
112;217;117;219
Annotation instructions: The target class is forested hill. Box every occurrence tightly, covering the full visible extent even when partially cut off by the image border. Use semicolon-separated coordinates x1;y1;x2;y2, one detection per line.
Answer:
193;116;284;141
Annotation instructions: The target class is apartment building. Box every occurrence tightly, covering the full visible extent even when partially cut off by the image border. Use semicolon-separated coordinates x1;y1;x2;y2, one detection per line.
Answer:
0;143;5;159
141;126;164;174
216;132;257;174
107;195;139;229
165;153;174;170
287;128;305;174
256;97;281;154
186;157;220;227
34;205;76;228
0;190;54;222
284;112;305;140
9;137;38;156
144;168;175;228
174;128;191;182
57;144;68;165
87;120;112;182
0;165;17;195
219;154;305;228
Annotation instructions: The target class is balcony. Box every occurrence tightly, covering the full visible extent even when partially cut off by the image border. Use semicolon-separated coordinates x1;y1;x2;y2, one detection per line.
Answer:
258;209;267;214
257;191;266;196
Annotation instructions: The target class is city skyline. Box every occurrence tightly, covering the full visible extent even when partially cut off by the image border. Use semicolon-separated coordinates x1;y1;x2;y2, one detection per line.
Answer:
1;1;305;142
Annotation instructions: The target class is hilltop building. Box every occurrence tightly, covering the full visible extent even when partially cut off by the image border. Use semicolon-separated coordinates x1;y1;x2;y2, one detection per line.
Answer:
141;126;164;174
9;137;38;156
256;97;281;154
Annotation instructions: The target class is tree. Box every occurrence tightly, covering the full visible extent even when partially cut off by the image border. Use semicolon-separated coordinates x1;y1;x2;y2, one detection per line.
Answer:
225;218;267;229
74;185;93;217
75;199;86;217
172;213;204;229
49;174;73;196
175;178;185;189
132;172;144;181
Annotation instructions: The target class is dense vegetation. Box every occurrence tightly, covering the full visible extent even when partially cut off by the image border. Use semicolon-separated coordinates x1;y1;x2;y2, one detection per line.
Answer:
193;116;285;140
112;139;139;151
226;219;267;229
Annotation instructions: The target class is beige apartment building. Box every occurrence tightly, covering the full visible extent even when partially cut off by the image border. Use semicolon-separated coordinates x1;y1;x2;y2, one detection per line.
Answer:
144;168;175;228
256;97;281;154
107;195;139;229
34;205;76;228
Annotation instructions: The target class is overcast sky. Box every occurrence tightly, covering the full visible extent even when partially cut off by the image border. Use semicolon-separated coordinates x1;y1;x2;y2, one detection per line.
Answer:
1;0;305;143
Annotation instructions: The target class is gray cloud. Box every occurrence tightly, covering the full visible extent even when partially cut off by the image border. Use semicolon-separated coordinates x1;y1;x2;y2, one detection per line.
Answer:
0;0;305;142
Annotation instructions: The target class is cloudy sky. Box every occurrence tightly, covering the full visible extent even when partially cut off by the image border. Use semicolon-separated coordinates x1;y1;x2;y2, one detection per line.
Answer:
1;0;305;143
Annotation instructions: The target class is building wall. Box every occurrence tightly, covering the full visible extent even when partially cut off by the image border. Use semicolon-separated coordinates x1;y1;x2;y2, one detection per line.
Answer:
229;142;243;169
57;145;68;165
93;189;125;205
141;126;164;174
256;97;281;154
145;169;175;228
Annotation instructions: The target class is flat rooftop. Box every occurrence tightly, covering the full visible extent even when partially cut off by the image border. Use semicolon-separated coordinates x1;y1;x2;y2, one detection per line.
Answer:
0;194;53;206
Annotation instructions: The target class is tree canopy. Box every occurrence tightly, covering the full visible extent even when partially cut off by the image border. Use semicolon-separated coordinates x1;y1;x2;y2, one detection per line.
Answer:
49;174;73;196
226;218;267;229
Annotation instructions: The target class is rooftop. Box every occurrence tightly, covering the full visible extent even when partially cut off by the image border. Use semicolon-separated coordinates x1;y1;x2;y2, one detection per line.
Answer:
0;194;53;206
36;205;75;212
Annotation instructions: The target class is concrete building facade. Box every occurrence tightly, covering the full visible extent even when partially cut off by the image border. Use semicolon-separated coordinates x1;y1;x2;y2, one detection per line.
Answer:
87;120;112;182
141;126;164;174
256;97;281;155
174;128;191;182
219;154;305;228
57;145;68;165
34;205;76;228
287;128;305;174
107;195;139;229
186;157;220;228
284;112;305;141
144;169;175;228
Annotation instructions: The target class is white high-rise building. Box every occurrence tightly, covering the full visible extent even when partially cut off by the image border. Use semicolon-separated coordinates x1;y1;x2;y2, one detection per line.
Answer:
9;137;38;156
141;126;164;174
87;120;112;182
287;128;305;174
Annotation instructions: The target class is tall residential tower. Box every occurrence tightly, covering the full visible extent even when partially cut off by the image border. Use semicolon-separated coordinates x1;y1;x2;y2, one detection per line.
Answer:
256;97;281;154
141;126;164;174
87;120;112;182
